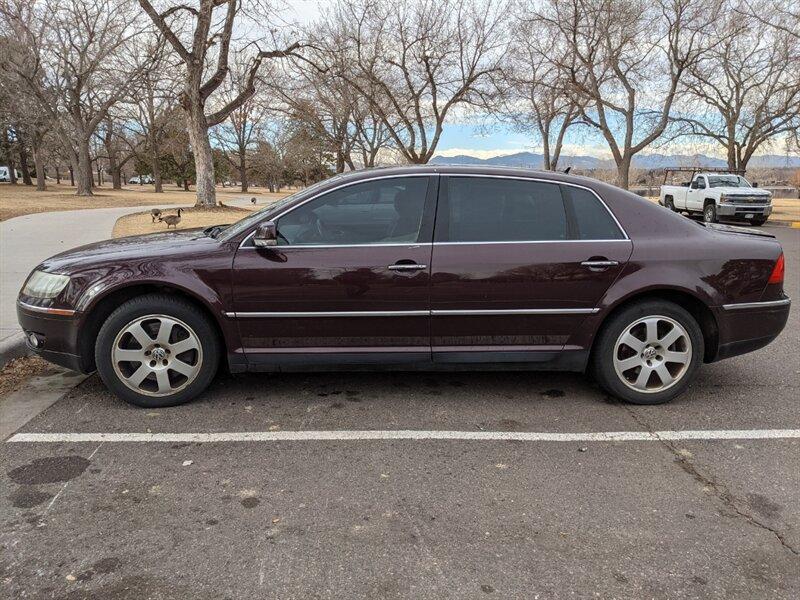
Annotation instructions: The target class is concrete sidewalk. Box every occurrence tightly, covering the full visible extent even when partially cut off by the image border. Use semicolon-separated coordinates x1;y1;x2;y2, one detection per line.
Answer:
1;204;189;362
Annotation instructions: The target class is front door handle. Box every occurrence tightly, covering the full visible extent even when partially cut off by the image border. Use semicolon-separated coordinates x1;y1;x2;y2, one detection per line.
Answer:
581;259;619;270
388;263;427;271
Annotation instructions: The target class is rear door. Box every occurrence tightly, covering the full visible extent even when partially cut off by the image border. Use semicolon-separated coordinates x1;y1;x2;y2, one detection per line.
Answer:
429;176;632;362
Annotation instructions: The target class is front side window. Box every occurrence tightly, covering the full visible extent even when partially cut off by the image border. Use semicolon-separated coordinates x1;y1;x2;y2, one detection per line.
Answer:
441;177;568;242
276;177;430;246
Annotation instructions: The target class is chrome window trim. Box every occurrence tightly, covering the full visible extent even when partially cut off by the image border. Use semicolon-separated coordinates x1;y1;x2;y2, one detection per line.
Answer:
433;239;630;246
237;172;629;249
442;173;630;241
226;308;599;318
239;173;433;249
721;298;790;311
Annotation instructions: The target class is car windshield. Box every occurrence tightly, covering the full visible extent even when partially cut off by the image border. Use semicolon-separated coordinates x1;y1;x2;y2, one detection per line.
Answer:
216;177;342;242
706;175;751;188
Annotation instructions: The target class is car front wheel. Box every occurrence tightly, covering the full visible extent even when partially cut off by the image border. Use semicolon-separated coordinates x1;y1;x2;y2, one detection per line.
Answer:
592;300;704;404
95;294;220;408
703;204;717;223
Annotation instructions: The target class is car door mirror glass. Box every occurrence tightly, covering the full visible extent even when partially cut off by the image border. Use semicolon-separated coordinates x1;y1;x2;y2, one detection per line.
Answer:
254;221;278;247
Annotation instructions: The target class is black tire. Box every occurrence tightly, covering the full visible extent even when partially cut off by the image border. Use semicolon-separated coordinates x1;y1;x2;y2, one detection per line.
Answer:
703;203;717;223
749;218;767;226
591;300;704;405
95;294;220;408
664;196;676;211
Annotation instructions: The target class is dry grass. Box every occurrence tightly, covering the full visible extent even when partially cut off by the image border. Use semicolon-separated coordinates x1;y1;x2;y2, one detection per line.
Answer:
112;205;257;238
0;181;290;222
0;356;54;398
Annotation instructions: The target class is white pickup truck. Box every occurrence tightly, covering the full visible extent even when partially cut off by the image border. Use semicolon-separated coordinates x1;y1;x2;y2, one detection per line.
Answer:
659;170;773;226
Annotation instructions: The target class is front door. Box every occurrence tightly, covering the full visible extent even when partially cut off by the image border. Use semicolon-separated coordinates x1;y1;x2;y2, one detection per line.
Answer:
231;175;436;366
430;176;632;362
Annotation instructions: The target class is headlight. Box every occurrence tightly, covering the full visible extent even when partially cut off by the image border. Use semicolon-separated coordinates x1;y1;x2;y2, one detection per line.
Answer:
719;194;729;203
22;270;70;299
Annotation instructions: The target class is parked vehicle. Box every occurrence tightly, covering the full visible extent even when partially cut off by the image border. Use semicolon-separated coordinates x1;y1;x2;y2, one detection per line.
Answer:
18;166;789;408
128;175;154;185
0;166;23;182
659;168;772;225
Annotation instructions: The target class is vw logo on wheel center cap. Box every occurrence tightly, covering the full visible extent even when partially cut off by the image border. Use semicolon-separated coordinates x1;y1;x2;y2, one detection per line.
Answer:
152;347;167;361
642;346;657;360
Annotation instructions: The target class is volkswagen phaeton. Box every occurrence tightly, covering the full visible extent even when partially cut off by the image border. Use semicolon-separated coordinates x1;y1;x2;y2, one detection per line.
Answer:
17;166;790;407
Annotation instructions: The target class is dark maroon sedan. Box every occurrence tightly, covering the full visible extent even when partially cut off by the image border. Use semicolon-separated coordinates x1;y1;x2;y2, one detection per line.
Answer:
17;166;789;407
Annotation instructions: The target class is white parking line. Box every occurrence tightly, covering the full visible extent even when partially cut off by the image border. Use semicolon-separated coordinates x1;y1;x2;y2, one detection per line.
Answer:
7;429;800;443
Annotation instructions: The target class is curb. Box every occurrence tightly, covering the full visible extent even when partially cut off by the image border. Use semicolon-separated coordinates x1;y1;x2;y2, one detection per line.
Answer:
0;331;30;369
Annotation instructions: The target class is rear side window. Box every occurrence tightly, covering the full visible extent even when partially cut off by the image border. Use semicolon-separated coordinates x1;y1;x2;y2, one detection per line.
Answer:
564;187;625;240
443;177;567;242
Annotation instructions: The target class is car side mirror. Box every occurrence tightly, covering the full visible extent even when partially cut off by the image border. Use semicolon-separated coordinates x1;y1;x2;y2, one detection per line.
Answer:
253;221;278;248
753;182;758;187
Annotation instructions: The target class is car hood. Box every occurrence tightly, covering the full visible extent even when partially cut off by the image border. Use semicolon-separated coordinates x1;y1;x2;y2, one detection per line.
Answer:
714;187;771;196
39;229;219;274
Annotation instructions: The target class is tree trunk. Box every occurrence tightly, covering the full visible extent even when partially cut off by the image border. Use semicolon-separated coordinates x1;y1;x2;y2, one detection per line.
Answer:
108;151;121;189
239;150;248;192
151;139;163;193
32;145;46;191
75;139;94;196
55;165;61;185
69;165;74;186
616;156;632;190
18;143;33;185
185;105;216;207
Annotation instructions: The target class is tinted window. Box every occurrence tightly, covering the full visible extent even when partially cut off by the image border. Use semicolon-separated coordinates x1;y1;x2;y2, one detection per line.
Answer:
277;177;429;246
566;187;625;240
444;177;567;242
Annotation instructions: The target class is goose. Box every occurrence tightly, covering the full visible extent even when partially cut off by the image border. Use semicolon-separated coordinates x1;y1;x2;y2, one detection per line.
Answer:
150;208;162;223
251;197;257;205
160;208;182;228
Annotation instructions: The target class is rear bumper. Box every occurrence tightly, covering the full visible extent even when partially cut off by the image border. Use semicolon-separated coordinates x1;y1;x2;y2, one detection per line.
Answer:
17;301;90;373
711;298;790;361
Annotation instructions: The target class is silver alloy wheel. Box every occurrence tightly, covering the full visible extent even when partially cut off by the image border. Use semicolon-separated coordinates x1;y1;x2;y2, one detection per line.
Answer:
112;314;203;397
612;315;692;393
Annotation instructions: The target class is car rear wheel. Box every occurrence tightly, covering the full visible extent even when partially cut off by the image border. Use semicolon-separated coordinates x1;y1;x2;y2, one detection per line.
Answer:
664;196;676;211
592;300;704;405
95;294;220;408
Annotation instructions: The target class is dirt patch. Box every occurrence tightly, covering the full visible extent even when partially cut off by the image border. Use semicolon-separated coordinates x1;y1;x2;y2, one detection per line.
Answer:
112;205;255;238
0;355;53;398
0;182;291;222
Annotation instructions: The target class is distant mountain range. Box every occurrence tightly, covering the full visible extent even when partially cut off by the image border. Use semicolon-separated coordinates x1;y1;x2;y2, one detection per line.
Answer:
430;151;800;170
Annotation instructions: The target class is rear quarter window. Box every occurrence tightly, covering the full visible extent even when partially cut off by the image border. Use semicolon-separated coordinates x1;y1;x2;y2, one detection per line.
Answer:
564;187;625;240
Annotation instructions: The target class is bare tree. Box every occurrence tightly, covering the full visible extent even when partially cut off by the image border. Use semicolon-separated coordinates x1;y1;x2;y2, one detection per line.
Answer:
680;12;800;170
137;0;312;207
314;0;508;164
497;14;584;170
527;0;711;188
212;55;272;191
2;0;148;196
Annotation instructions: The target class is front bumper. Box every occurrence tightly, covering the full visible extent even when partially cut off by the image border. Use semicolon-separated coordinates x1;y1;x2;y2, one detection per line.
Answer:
17;301;89;372
716;203;772;218
711;297;790;361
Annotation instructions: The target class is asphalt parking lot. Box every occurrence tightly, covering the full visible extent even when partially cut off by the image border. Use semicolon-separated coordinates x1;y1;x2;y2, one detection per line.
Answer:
2;226;799;599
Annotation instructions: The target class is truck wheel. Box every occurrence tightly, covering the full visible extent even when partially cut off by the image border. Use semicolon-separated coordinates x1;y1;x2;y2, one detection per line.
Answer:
664;197;676;211
703;204;718;223
592;300;703;405
95;294;220;408
749;218;767;226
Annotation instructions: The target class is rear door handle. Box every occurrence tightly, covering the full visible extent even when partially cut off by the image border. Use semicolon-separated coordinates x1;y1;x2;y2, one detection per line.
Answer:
581;260;619;269
388;263;427;271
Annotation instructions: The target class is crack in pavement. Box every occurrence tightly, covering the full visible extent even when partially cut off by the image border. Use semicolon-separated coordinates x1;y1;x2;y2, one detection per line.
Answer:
615;400;800;558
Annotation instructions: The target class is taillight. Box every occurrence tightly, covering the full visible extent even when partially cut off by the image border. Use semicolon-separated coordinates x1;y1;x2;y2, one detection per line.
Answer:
768;253;784;285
